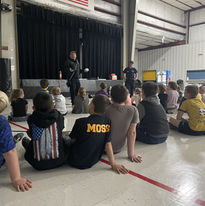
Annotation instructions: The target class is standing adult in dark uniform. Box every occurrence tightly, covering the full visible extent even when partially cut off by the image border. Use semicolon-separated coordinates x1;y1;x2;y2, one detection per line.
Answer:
64;51;88;105
123;61;138;97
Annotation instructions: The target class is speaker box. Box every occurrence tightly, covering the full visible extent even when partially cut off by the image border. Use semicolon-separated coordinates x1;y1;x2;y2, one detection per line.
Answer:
0;58;12;96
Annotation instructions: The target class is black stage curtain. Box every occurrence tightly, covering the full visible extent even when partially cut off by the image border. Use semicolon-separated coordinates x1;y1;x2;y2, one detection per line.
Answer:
82;31;121;79
17;2;123;79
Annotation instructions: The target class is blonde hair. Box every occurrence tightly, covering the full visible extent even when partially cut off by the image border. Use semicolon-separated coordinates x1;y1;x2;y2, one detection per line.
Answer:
51;86;61;95
78;87;86;101
134;88;142;103
0;91;9;113
9;88;24;102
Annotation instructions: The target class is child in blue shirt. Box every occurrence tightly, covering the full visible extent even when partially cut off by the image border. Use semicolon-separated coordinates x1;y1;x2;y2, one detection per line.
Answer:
0;91;32;192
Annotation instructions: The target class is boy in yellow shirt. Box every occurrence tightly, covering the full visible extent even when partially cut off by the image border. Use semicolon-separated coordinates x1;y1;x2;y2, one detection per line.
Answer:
170;85;205;135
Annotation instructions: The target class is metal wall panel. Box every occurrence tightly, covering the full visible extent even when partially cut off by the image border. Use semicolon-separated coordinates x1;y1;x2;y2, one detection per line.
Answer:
138;42;205;84
190;25;205;43
138;0;185;26
190;8;205;25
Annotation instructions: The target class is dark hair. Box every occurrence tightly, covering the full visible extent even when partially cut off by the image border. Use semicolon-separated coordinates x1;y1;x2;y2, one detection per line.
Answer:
111;85;128;104
142;82;158;97
92;94;111;115
33;92;53;112
185;85;198;98
168;81;177;90
40;79;49;89
158;84;166;93
100;82;107;90
130;61;134;64
70;51;76;55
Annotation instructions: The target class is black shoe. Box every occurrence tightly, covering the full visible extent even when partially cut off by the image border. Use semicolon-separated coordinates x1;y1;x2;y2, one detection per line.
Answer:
22;137;31;150
8;115;12;121
13;133;24;144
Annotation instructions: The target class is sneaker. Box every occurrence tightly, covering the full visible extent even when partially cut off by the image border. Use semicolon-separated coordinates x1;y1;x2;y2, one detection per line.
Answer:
13;133;24;144
8;115;12;121
22;137;31;150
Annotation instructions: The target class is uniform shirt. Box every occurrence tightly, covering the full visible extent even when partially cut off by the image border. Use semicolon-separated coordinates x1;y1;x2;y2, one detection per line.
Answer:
11;98;28;117
105;105;139;153
68;115;111;169
0;115;15;168
179;98;205;131
123;67;138;79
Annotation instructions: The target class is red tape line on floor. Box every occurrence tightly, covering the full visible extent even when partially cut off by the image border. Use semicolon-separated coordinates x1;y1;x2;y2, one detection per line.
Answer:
8;121;28;131
100;159;205;206
8;121;205;206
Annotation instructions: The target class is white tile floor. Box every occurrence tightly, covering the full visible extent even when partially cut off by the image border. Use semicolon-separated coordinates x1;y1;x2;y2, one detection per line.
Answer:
1;98;205;206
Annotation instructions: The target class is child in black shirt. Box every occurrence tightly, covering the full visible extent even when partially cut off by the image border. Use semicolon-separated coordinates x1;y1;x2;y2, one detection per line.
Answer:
158;84;168;111
8;89;30;122
68;95;128;174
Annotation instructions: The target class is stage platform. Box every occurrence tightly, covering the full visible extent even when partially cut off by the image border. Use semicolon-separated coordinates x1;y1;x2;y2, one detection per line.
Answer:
21;79;123;99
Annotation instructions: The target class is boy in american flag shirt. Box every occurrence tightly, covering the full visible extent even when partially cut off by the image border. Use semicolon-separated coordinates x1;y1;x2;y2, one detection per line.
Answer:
22;92;69;170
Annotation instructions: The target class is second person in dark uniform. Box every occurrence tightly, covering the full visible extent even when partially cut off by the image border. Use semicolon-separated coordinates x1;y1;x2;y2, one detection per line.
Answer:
123;61;138;97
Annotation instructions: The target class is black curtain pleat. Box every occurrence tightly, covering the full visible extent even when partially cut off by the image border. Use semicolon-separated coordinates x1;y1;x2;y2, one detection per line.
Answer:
17;15;79;79
82;31;121;79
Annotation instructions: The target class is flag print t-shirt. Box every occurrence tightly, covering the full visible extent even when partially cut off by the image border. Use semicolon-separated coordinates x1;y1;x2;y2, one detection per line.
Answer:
68;115;111;169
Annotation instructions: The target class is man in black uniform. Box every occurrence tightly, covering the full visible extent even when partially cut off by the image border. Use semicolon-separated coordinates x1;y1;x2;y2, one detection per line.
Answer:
123;61;138;97
64;51;88;105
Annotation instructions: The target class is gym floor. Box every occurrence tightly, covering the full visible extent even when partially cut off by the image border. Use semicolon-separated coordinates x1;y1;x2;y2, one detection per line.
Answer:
1;99;205;206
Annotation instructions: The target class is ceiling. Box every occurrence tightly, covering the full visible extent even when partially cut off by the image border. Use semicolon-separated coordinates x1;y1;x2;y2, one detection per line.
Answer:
159;0;205;11
136;0;205;50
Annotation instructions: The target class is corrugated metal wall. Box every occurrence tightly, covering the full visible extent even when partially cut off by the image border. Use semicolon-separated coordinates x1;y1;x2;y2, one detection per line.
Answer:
138;42;205;83
189;8;205;43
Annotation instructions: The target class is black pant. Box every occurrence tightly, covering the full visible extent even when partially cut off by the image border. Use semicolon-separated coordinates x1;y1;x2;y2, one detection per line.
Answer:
125;79;134;97
70;78;80;105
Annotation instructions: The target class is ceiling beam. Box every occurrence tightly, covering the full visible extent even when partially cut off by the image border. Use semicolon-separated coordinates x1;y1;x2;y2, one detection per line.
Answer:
138;10;186;28
194;0;203;6
101;0;121;7
159;0;185;12
138;40;186;52
186;5;205;12
94;6;120;17
137;20;186;36
176;0;193;9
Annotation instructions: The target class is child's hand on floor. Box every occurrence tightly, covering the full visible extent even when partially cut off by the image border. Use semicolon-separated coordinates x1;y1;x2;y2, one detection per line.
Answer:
129;154;142;163
112;164;129;174
12;177;32;192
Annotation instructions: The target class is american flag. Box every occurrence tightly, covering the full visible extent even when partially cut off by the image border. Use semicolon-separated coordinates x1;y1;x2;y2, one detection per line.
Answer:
67;0;88;7
31;123;59;161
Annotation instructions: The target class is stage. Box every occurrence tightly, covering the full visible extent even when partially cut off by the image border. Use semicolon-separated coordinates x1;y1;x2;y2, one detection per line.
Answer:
21;79;123;99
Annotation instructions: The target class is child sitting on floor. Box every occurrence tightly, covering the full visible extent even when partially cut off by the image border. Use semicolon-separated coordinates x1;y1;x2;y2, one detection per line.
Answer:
158;84;168;111
199;85;205;103
8;89;30;122
72;87;89;114
166;81;179;114
131;88;142;107
177;85;183;104
0;91;32;192
67;94;129;174
95;82;109;97
51;86;67;116
169;85;205;135
136;82;169;144
22;92;70;170
40;79;49;93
